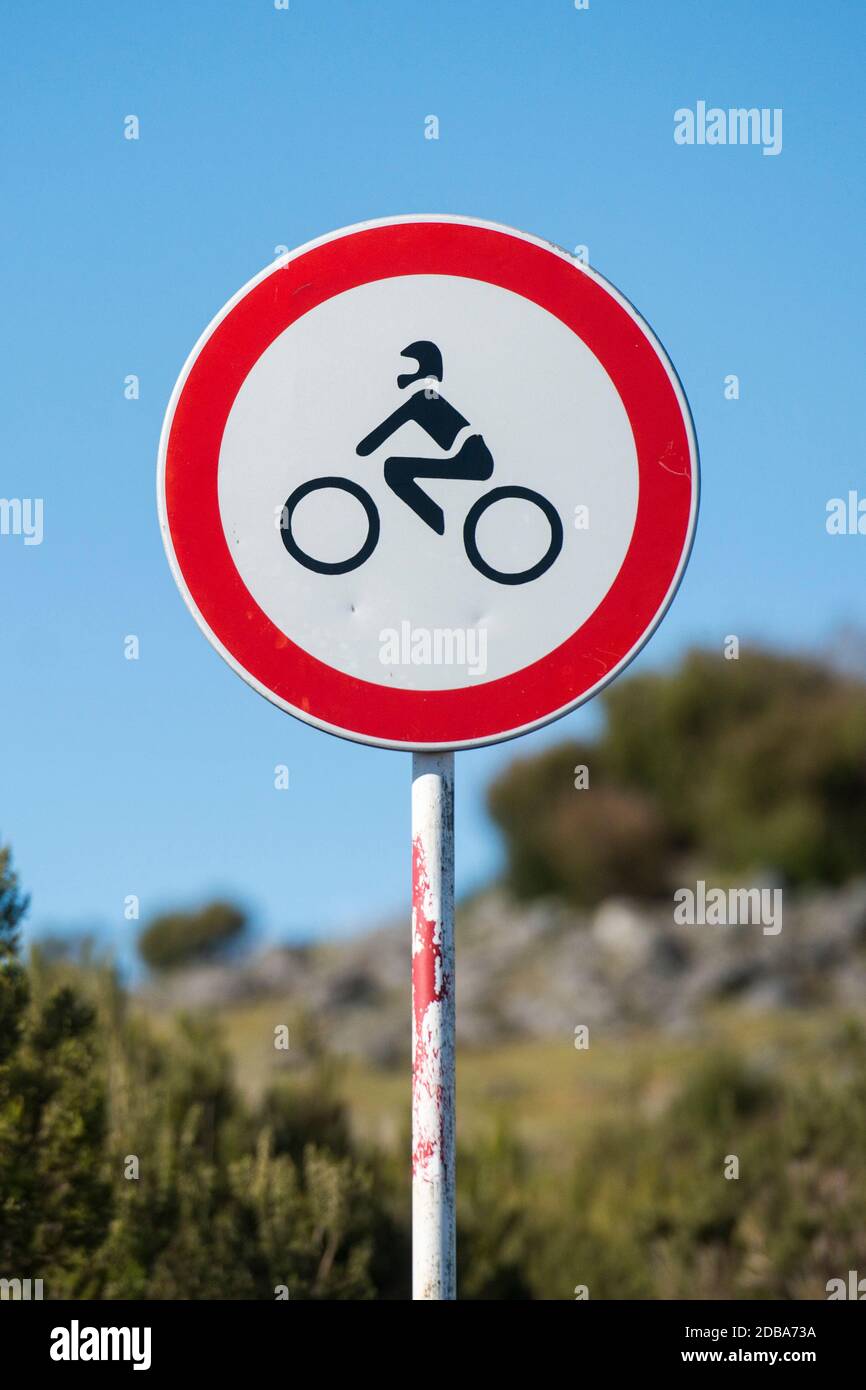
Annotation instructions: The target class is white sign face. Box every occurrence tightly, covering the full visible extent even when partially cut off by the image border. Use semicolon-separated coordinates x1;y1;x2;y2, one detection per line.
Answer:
159;216;698;750
219;274;638;690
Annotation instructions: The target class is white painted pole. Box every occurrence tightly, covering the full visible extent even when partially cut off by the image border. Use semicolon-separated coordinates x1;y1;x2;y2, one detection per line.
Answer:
411;751;456;1300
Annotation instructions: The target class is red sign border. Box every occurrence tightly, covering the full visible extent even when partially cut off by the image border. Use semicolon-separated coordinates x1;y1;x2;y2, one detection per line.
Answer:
158;216;698;750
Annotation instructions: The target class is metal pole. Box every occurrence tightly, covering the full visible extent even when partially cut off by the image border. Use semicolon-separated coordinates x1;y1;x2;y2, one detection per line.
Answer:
411;750;456;1300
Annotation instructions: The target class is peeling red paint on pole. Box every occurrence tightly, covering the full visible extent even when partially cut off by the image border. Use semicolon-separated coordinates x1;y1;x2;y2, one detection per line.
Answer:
412;835;450;1178
411;837;443;1039
411;753;456;1299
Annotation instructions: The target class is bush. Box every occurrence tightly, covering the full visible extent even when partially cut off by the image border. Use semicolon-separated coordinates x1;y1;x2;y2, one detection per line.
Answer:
487;647;866;905
488;744;670;904
8;844;866;1300
0;848;110;1292
531;1033;866;1299
138;901;248;973
0;850;403;1298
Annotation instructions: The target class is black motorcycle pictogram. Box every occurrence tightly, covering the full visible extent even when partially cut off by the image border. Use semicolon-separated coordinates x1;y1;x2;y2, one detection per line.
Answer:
280;341;563;585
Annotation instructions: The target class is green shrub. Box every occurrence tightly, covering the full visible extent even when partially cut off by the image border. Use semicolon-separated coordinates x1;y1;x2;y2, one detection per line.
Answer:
0;849;402;1298
531;1036;866;1299
0;847;110;1294
7;844;866;1300
488;742;670;904
138;901;248;973
487;647;866;904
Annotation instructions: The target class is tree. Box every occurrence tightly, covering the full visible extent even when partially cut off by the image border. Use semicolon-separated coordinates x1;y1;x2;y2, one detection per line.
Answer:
0;844;29;1065
0;849;399;1298
0;847;110;1291
487;647;866;904
138;901;248;973
487;742;670;904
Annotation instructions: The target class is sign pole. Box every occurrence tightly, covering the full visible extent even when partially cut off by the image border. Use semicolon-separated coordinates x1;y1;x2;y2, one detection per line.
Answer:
411;751;456;1300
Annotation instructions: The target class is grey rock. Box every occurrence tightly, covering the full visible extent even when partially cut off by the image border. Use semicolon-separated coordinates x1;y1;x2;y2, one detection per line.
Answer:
139;881;866;1063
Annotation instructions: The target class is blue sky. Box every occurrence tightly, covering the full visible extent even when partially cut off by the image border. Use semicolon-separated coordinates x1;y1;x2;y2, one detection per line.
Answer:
2;0;864;971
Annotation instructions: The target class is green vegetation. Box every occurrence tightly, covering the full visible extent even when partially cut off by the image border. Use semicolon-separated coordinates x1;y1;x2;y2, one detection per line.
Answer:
488;647;866;904
138;901;248;973
538;1033;866;1299
0;848;110;1290
0;850;405;1298
4;843;866;1298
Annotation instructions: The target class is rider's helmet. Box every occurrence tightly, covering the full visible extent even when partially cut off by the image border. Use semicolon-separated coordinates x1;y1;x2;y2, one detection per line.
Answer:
398;341;443;389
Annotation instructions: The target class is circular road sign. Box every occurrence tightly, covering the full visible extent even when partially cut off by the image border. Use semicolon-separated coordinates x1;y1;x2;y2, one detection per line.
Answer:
158;215;698;751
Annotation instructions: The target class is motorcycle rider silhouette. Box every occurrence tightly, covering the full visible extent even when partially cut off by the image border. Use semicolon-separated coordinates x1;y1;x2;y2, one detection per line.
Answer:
280;338;563;584
355;341;494;535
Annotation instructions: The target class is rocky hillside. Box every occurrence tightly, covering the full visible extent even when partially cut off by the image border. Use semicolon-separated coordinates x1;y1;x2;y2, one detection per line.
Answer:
140;880;866;1066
